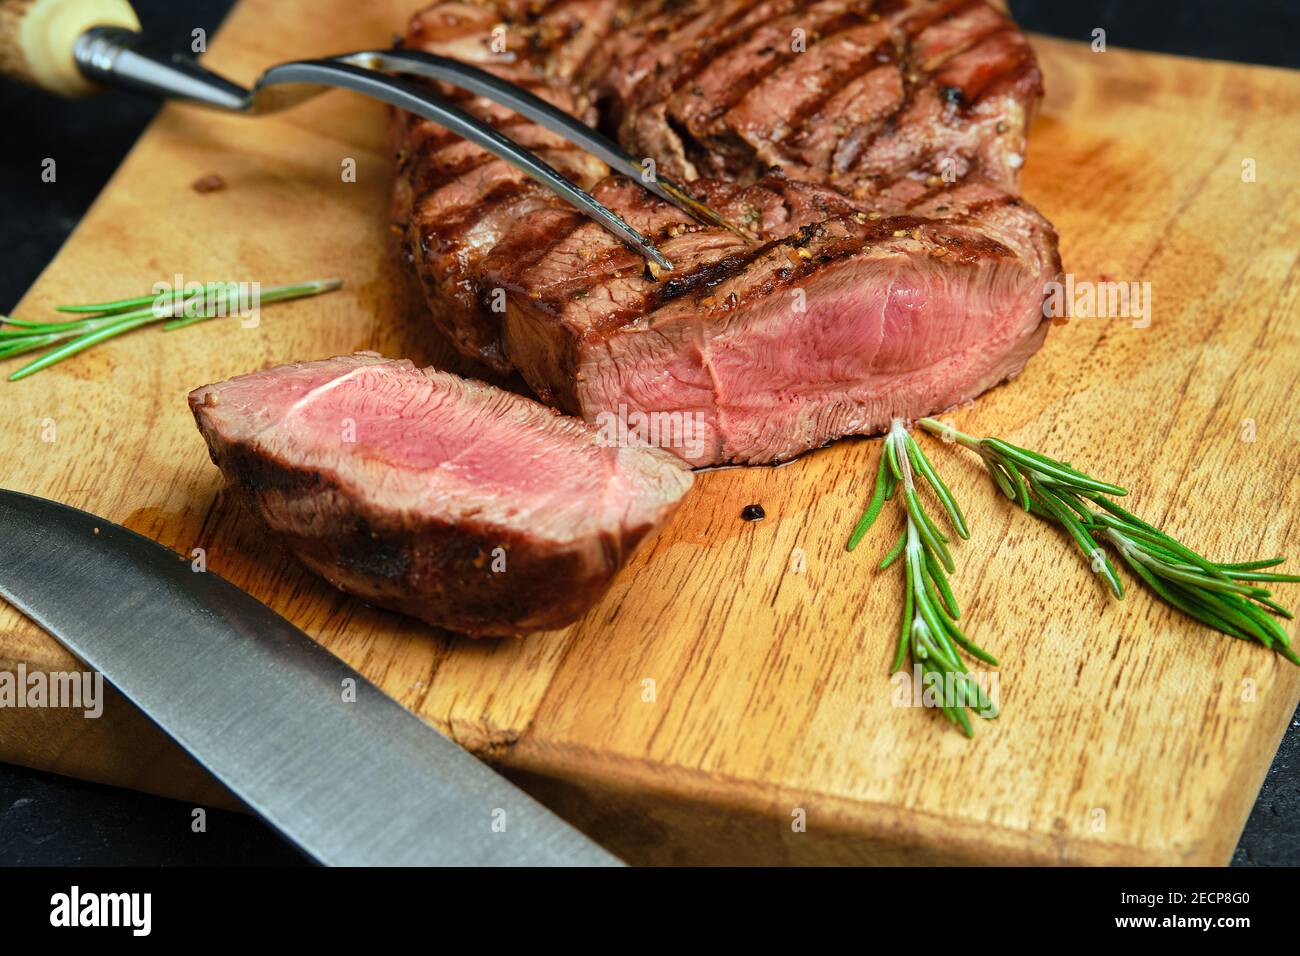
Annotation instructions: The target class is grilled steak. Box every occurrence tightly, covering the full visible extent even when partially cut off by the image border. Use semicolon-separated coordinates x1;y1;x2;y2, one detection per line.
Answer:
189;353;694;636
392;0;1059;465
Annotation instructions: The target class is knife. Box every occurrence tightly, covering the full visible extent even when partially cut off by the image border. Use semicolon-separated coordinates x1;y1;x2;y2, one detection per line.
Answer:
0;489;622;866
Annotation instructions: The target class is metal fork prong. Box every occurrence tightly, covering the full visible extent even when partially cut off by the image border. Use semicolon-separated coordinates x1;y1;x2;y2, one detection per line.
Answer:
335;50;744;237
253;60;673;271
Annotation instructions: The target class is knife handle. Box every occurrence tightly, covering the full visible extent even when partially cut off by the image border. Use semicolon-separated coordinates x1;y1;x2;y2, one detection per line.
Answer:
0;0;139;96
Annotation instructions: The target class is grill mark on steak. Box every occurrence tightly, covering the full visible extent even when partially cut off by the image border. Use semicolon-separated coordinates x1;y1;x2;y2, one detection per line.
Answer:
685;6;880;127
943;194;1020;226
644;246;772;313
896;174;1017;212
775;39;899;143
899;0;987;44
419;179;535;245
641;0;807;101
483;211;593;291
411;124;591;176
946;31;1038;106
830;0;987;171
405;137;538;193
922;23;1012;81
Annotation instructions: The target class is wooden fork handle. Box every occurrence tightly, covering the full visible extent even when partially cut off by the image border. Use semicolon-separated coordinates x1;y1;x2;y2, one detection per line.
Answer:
0;0;139;96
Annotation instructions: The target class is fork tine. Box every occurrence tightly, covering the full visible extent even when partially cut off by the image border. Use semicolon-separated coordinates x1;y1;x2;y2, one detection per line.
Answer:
334;50;745;237
255;60;674;271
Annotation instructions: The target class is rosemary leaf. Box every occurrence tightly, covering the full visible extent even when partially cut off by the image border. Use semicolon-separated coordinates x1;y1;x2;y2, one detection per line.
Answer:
893;570;913;672
906;437;970;539
879;528;906;570
55;287;192;316
924;545;961;619
0;333;70;360
847;448;890;551
1217;557;1287;571
999;457;1032;512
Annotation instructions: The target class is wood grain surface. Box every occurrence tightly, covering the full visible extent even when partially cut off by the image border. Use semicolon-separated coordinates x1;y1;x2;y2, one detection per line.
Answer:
2;0;1298;865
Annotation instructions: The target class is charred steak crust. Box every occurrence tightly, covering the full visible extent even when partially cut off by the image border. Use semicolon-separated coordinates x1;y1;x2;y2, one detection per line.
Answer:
189;354;693;636
392;0;1060;465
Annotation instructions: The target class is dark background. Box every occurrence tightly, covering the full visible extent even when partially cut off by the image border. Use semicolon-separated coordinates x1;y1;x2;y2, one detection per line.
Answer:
1;0;1297;866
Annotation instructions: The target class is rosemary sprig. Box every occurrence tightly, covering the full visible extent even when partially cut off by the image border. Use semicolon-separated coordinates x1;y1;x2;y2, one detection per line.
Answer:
0;279;342;381
848;420;998;736
917;417;1300;666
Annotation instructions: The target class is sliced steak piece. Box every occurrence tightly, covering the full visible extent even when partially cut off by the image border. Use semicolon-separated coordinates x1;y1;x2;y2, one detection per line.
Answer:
189;353;693;636
483;176;1061;464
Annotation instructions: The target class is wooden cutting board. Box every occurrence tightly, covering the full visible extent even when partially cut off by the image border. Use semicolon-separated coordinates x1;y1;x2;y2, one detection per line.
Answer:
2;0;1298;865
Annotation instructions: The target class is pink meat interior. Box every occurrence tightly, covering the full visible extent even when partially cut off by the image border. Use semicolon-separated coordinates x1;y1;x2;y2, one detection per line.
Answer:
192;355;690;543
580;238;1046;464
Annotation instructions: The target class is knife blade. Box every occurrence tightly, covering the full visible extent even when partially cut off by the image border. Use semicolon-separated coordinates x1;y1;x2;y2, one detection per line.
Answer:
0;489;622;867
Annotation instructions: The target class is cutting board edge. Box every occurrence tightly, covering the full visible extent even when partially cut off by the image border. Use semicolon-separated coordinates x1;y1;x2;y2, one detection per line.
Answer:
1206;678;1300;865
501;737;1262;866
10;658;1292;864
0;682;243;813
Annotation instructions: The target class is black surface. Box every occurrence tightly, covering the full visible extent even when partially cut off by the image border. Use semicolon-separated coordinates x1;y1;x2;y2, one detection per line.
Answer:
1011;0;1300;70
0;763;306;867
1;0;1298;866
